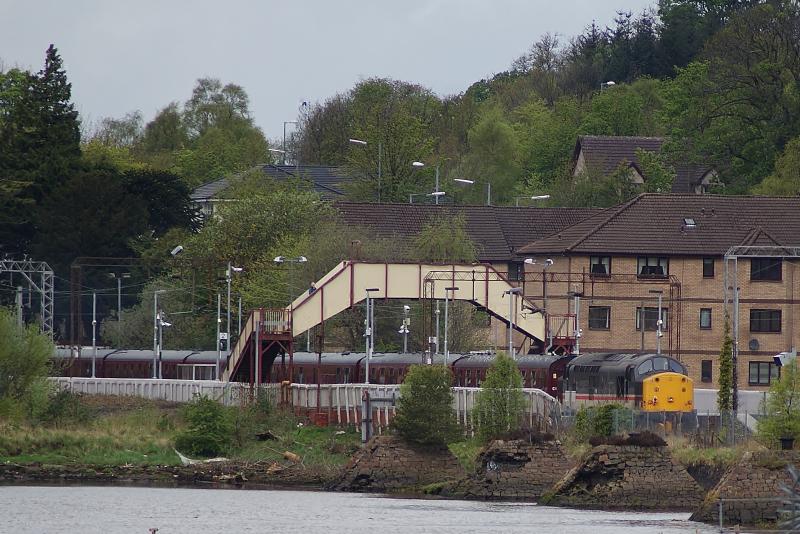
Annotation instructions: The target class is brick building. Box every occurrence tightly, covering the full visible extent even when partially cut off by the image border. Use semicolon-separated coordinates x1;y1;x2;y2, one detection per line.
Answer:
516;194;800;391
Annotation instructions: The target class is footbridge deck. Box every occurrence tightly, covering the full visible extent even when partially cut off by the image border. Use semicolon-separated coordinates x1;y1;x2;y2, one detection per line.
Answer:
223;261;545;382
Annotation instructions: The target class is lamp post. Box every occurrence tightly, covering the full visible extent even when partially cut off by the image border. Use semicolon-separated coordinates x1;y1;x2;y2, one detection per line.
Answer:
109;272;131;321
515;195;551;207
226;262;243;357
524;258;554;312
364;288;380;383
454;178;492;206
409;191;446;204
504;287;522;358
153;289;166;379
600;80;616;91
411;161;441;205
216;293;222;380
568;290;584;356
274;255;309;352
649;289;664;354
400;305;410;354
283;121;298;165
444;287;459;365
91;291;97;378
349;138;383;202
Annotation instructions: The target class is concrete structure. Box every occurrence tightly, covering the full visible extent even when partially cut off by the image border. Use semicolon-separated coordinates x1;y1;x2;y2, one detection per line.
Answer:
517;194;800;391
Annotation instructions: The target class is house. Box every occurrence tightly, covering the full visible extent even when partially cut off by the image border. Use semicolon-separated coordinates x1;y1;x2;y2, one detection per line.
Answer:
572;135;717;194
190;164;356;220
516;193;800;391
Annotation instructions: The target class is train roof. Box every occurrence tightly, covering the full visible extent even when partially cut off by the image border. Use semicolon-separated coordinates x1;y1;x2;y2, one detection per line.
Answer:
452;353;567;369
567;352;686;375
54;347;219;363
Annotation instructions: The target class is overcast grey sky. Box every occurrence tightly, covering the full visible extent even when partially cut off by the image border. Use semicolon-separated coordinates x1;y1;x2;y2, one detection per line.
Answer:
1;0;654;141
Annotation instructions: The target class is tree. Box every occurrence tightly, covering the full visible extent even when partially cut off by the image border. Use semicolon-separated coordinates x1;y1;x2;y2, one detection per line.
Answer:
0;308;53;403
753;137;800;195
0;45;81;252
392;364;459;446
718;316;733;413
412;213;478;263
758;361;800;446
473;353;526;442
636;148;676;192
90;111;143;147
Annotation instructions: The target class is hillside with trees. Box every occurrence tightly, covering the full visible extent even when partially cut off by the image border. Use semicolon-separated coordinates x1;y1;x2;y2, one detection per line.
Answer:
1;0;798;347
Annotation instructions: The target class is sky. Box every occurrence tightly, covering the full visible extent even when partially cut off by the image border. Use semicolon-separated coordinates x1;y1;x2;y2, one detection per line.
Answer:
1;0;654;141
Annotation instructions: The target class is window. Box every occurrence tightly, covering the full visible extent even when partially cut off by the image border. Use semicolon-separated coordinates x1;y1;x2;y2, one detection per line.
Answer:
749;361;779;386
702;258;715;278
701;360;712;383
507;262;524;281
590;256;611;276
637;256;669;277
588;306;611;329
700;308;712;329
750;309;782;333
751;258;782;281
636;307;669;331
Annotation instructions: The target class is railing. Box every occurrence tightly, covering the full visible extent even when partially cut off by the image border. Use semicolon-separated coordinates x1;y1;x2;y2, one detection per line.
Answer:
50;378;559;431
262;307;291;334
51;377;281;407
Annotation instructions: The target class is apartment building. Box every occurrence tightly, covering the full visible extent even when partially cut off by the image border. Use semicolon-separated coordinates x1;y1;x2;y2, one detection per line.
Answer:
516;194;800;391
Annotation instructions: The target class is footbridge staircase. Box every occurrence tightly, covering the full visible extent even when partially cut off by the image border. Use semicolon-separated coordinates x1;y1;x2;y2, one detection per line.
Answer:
222;261;546;383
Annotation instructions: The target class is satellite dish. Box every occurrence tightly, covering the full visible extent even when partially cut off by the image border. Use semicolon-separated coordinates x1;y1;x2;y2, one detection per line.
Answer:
749;338;760;351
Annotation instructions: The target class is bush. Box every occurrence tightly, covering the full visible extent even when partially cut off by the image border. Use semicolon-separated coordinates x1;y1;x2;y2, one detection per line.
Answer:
174;395;234;457
392;365;459;446
473;352;526;442
0;308;52;402
574;404;633;441
758;363;800;447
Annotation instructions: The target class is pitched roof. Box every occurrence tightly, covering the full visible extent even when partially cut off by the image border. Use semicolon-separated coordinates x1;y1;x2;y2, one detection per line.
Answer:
190;164;355;202
334;203;601;262
517;194;800;257
575;135;664;176
671;163;716;193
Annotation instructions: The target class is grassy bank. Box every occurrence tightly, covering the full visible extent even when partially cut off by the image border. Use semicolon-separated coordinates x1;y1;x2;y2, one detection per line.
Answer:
0;393;359;470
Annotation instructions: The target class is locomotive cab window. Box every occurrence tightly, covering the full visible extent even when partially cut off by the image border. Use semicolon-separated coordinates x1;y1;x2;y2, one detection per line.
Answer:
637;360;653;375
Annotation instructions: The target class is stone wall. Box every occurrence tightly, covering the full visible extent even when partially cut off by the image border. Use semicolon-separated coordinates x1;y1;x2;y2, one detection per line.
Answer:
444;439;573;500
330;435;465;493
544;444;704;511
691;451;800;526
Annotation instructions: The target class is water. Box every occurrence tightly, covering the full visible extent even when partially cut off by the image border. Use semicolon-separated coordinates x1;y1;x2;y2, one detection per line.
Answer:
0;485;726;533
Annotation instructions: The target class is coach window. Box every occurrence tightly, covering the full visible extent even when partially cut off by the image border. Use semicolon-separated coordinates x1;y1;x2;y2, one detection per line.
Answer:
701;360;712;383
590;256;611;276
702;258;715;278
749;361;779;386
750;309;782;333
700;308;712;329
751;258;782;281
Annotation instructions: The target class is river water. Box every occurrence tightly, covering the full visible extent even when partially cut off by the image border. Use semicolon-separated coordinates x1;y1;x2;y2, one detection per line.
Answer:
0;485;727;533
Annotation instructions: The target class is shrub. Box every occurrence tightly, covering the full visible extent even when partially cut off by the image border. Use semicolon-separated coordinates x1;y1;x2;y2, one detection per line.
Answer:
0;308;52;402
758;363;800;447
574;404;633;441
473;352;526;442
174;395;233;457
392;364;459;446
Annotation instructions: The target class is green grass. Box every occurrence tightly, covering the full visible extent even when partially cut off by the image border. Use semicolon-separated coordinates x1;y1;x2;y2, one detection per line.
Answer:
448;437;483;473
0;394;361;470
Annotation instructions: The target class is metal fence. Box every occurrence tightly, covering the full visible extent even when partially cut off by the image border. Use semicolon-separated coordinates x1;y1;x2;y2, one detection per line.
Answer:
49;378;559;432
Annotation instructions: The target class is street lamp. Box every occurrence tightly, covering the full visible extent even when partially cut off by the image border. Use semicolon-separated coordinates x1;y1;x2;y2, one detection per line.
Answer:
567;290;584;356
283;121;298;165
225;263;243;357
649;289;664;354
273;255;308;306
399;305;411;354
349;138;383;202
454;178;492;206
524;258;553;312
504;287;523;358
364;287;380;383
600;81;616;91
108;272;131;321
515;195;551;207
443;287;459;365
411;161;442;205
153;289;167;379
409;191;446;204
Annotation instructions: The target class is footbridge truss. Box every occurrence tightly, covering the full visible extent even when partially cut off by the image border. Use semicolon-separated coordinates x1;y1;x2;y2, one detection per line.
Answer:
222;261;546;383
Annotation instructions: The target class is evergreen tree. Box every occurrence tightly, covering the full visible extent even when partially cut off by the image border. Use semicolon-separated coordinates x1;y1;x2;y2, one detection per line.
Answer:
718;316;734;413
